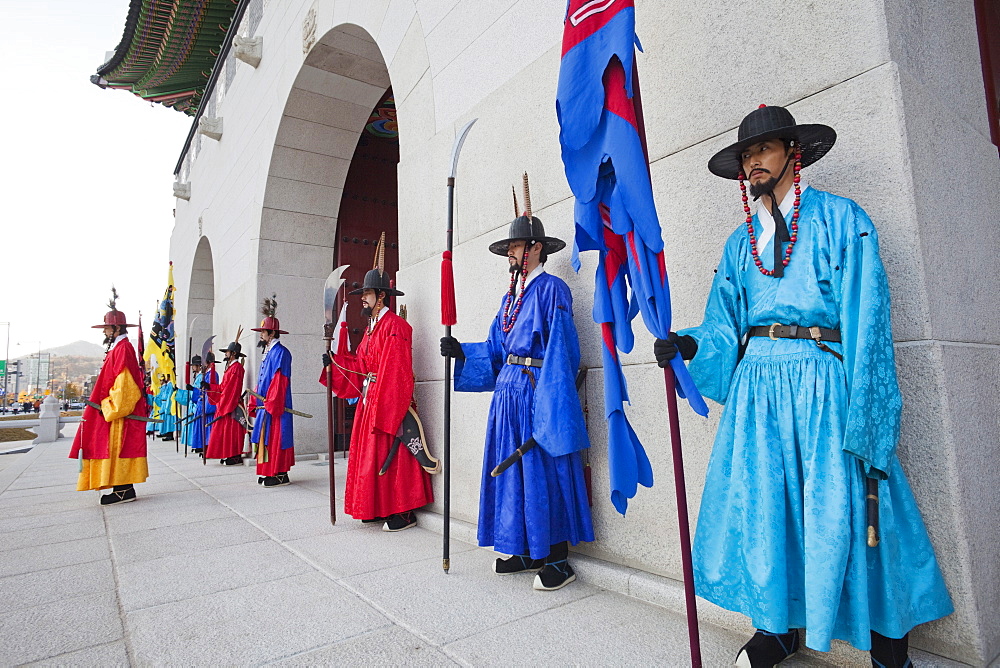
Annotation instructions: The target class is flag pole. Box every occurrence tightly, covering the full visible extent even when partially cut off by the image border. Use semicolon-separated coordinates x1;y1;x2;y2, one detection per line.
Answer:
441;118;477;573
631;60;702;668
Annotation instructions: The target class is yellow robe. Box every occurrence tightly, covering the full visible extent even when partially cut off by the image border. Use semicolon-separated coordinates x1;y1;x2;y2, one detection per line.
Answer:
77;369;149;491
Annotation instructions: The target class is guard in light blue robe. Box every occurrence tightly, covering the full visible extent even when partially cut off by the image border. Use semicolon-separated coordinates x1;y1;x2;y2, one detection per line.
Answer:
154;379;177;438
173;383;195;448
672;106;953;660
446;209;593;591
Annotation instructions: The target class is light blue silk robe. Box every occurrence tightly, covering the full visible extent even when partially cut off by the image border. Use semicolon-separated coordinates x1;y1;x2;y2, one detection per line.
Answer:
154;381;177;435
455;272;594;560
680;187;952;651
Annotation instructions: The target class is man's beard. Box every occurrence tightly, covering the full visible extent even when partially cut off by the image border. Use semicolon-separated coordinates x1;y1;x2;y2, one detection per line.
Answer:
360;305;373;319
103;335;115;350
508;260;521;276
256;339;267;352
749;175;779;199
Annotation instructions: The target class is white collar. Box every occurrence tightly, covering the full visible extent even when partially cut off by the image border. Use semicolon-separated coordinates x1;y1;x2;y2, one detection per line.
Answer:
754;182;809;251
522;265;545;289
368;305;388;331
109;333;128;350
263;339;277;355
506;266;545;316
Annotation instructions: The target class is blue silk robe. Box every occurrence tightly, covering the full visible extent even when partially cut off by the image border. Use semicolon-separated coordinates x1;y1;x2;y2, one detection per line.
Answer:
455;271;594;560
186;369;218;449
154;381;177;435
680;187;952;651
174;385;195;447
251;341;294;450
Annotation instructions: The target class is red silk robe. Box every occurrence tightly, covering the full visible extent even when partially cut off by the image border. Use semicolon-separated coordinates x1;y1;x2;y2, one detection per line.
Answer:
320;310;433;519
70;337;149;490
205;361;245;460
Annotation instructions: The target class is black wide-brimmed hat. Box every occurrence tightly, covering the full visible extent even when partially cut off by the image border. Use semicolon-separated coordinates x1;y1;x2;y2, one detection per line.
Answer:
349;268;404;296
488;215;566;256
708;105;837;180
219;341;246;358
349;232;403;296
488;173;565;256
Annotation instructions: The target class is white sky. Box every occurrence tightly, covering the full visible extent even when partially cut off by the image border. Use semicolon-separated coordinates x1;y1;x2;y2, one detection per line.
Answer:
0;0;190;359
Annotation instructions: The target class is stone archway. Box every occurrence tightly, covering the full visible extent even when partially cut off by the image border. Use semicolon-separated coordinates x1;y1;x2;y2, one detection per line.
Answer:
187;235;215;373
256;24;394;452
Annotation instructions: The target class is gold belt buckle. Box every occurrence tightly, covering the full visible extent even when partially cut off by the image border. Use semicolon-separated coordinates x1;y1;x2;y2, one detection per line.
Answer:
768;323;782;340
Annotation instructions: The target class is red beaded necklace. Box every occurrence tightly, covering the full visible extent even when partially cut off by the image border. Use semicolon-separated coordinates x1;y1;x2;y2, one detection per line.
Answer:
501;245;531;333
739;149;802;277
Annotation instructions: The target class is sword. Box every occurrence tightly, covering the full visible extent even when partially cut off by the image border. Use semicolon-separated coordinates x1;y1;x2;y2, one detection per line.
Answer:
490;367;587;477
84;400;163;423
247;389;313;418
866;477;880;547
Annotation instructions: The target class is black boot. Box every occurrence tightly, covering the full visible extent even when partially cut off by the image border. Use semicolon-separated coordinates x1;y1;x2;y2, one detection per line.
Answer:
533;541;576;591
493;554;544;575
871;632;912;668
100;484;136;505
383;510;417;532
735;629;799;667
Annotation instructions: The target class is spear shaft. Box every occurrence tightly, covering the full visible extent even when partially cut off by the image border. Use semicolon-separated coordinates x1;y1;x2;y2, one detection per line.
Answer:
441;118;477;573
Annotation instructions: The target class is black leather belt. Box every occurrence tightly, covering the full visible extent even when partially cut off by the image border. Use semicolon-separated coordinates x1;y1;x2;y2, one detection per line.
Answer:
506;354;543;368
749;324;841;343
749;324;843;361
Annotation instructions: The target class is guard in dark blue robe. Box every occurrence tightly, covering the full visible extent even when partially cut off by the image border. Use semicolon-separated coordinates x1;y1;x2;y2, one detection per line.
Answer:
187;356;219;454
442;188;594;591
655;106;951;667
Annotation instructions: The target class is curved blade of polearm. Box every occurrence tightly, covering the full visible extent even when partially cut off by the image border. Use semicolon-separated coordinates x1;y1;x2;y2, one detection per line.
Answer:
324;264;351;325
449;118;478;180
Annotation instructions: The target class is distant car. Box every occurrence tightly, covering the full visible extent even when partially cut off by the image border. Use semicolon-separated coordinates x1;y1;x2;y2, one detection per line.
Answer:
68;402;85;410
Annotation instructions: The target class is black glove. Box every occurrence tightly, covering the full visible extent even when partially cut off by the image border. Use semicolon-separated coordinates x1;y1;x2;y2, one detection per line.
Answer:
322;352;332;368
653;333;698;367
200;381;210;391
440;336;464;360
186;383;194;392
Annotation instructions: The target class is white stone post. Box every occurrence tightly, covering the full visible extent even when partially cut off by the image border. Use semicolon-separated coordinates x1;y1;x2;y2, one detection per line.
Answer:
31;396;61;444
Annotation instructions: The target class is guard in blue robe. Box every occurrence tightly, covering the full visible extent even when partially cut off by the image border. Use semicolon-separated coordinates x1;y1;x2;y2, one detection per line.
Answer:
154;376;177;440
250;303;295;487
187;356;219;454
656;106;951;666
175;355;204;451
443;191;594;592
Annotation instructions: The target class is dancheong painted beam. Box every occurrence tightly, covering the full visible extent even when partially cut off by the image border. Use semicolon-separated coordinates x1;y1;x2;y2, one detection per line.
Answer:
91;0;239;115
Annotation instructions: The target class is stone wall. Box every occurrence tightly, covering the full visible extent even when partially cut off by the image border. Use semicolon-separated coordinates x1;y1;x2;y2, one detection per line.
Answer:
168;1;1000;663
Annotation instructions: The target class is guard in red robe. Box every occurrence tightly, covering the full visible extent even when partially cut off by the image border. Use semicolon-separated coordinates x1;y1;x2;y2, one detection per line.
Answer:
321;258;434;531
70;292;150;505
205;337;247;465
251;296;295;487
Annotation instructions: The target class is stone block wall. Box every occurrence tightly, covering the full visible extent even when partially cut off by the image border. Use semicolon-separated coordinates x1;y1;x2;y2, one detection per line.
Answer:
168;1;1000;663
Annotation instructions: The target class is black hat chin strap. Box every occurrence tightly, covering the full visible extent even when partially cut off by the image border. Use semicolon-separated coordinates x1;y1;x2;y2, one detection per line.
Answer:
761;153;794;278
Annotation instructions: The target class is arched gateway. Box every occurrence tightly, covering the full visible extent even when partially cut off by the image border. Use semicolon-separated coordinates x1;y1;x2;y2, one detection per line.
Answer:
256;25;398;452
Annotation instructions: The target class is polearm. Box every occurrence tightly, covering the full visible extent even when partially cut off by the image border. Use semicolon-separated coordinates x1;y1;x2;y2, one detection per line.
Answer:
184;317;197;456
200;335;215;465
322;265;350;526
631;60;701;666
441;118;477;573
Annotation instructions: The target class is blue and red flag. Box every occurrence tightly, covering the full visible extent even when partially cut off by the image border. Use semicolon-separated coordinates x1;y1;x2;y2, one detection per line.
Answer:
557;0;708;516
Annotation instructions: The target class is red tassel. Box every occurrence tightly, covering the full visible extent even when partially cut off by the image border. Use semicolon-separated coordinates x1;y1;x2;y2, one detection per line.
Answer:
441;251;457;326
